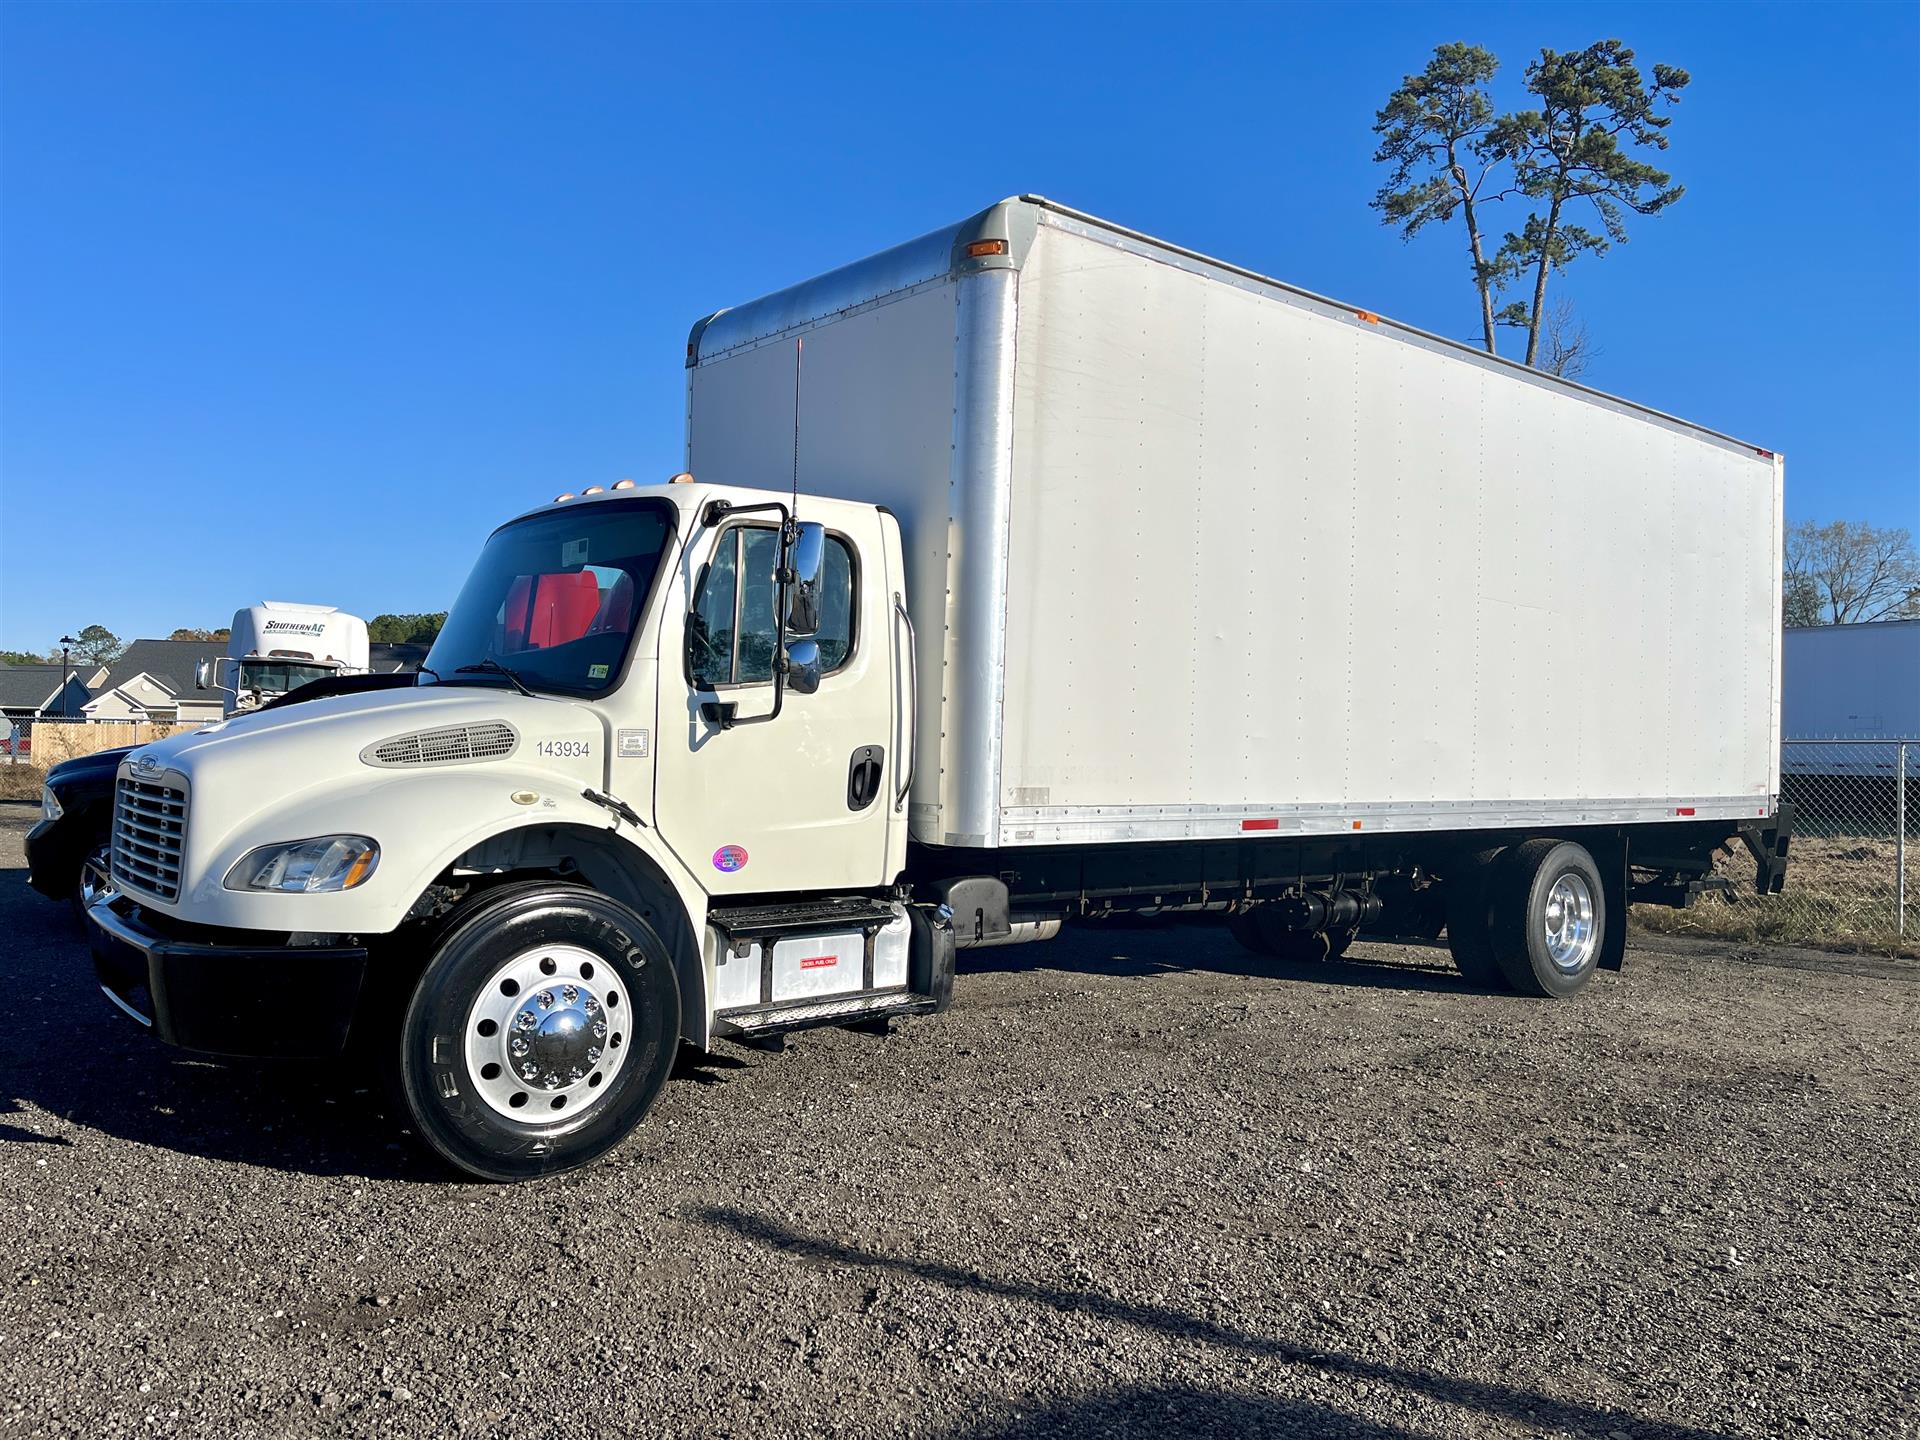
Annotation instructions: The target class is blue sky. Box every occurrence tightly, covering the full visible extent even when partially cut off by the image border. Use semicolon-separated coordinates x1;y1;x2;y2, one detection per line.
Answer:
2;1;1915;650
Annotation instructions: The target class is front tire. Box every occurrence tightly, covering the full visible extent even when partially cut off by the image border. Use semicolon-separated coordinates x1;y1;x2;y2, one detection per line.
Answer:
398;884;681;1181
70;841;113;928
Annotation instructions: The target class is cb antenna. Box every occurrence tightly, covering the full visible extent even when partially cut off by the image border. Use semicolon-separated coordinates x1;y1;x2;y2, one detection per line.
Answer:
790;336;803;527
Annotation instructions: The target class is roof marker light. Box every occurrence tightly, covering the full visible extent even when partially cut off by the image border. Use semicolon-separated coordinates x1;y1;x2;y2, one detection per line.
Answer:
554;492;576;503
582;485;605;496
668;471;695;484
1355;310;1381;325
612;478;637;491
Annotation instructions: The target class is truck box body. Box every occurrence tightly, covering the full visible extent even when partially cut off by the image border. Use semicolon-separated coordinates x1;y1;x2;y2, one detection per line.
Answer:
689;198;1783;850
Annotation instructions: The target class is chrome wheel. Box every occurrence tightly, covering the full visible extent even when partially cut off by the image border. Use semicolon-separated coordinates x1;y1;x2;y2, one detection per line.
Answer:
1542;872;1597;974
463;944;630;1123
75;844;115;915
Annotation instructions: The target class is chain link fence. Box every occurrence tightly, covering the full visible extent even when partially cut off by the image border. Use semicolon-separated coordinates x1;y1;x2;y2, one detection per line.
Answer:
1639;739;1917;957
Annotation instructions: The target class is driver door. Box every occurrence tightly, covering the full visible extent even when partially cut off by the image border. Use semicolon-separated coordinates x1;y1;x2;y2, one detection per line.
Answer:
651;509;896;895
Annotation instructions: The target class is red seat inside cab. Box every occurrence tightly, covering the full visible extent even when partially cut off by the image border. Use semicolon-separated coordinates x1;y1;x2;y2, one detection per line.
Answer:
502;572;603;651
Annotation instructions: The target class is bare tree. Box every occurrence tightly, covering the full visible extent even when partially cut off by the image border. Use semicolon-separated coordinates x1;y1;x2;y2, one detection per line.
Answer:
1537;295;1597;380
1783;520;1920;625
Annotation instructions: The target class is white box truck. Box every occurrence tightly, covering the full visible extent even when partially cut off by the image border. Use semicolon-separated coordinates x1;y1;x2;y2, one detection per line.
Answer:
89;198;1792;1180
196;602;373;715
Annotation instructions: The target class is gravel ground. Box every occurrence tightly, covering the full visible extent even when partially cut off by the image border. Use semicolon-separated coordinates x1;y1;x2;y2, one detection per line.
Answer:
1;803;1914;1439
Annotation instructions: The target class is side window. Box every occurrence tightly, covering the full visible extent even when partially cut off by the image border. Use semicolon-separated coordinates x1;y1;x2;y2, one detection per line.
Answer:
686;526;859;687
814;539;854;670
686;534;738;688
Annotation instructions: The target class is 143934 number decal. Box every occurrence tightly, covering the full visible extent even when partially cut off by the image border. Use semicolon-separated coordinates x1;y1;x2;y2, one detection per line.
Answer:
537;739;591;759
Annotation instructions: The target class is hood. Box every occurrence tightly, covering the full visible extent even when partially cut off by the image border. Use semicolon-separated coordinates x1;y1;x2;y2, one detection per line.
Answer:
133;683;576;771
115;683;610;919
49;745;137;792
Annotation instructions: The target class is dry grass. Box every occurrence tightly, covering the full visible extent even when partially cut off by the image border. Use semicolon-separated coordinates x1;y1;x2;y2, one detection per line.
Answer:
1632;833;1920;959
0;765;48;804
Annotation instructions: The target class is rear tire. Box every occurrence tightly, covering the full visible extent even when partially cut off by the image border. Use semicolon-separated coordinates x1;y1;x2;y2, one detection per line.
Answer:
397;884;681;1181
1488;839;1605;999
1444;849;1509;988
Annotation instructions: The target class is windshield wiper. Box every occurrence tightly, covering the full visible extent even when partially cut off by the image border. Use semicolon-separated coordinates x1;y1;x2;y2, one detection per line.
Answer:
453;659;535;697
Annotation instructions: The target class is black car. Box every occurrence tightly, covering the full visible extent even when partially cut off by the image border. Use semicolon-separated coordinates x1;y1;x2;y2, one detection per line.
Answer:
26;744;128;920
25;670;418;922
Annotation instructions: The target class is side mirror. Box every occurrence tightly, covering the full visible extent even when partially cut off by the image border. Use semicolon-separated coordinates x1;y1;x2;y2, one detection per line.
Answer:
784;523;827;638
783;638;822;696
194;660;215;689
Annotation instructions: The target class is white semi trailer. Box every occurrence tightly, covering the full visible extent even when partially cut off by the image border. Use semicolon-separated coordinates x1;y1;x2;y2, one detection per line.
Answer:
198;602;373;715
90;199;1792;1180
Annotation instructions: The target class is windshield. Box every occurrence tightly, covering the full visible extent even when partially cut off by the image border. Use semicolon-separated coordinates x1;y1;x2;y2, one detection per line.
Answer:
426;498;674;695
238;661;336;694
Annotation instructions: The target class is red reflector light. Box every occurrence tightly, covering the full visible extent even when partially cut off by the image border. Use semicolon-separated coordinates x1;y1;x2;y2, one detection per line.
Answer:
966;239;1008;258
1675;807;1696;816
1241;818;1279;831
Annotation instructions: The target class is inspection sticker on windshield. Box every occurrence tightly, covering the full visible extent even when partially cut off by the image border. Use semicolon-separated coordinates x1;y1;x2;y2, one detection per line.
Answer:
617;728;650;758
562;538;590;566
587;663;609;680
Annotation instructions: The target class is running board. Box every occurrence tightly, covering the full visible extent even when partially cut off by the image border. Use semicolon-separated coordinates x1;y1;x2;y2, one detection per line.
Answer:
708;895;900;943
715;990;938;1041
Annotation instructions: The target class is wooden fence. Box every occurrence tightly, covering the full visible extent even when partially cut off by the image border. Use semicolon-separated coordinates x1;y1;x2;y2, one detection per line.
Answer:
25;720;210;766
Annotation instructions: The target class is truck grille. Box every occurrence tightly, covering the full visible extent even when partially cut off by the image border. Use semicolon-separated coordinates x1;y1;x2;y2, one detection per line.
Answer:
113;776;188;901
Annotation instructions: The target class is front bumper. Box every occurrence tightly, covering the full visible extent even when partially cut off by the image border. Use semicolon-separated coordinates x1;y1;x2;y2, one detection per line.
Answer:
88;896;369;1058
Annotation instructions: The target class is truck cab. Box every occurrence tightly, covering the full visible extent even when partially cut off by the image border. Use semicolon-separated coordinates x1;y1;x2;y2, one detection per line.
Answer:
198;602;373;715
89;478;939;1180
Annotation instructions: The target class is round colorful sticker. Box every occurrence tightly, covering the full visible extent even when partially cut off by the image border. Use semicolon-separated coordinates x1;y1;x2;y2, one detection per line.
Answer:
712;844;749;874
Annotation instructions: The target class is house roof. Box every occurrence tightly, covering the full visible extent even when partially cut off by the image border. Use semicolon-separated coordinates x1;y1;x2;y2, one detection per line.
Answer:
0;663;84;713
97;639;228;702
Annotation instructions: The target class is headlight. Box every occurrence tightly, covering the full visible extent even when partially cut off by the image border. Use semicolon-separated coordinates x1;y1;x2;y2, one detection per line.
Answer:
41;785;64;824
225;835;379;893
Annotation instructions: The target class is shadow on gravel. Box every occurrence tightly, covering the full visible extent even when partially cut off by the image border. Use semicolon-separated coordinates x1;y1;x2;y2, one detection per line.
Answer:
961;922;1505;998
0;863;423;1179
961;1385;1418;1439
701;1206;1736;1440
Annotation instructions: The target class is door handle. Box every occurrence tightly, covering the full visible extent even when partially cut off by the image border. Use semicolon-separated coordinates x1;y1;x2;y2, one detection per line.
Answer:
847;746;885;811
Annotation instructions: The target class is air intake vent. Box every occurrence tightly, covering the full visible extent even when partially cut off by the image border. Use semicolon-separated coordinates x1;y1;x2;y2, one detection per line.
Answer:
362;722;517;768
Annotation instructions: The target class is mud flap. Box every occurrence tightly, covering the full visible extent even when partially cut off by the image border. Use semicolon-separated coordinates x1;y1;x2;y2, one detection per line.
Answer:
1599;838;1629;973
909;903;956;1012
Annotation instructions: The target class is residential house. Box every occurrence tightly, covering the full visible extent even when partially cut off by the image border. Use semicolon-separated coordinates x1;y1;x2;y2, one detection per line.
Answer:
0;664;94;733
82;639;229;725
